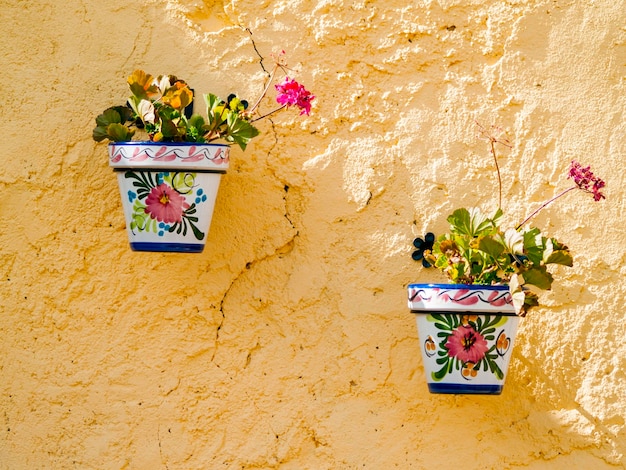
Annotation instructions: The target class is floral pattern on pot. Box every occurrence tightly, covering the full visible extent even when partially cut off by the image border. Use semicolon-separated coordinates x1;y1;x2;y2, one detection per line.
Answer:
414;311;519;394
109;143;229;169
408;284;518;394
108;143;226;253
408;284;514;313
427;313;511;382
125;171;206;240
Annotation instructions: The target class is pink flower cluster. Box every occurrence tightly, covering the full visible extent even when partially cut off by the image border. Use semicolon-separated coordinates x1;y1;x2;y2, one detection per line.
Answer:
275;77;314;115
568;160;606;201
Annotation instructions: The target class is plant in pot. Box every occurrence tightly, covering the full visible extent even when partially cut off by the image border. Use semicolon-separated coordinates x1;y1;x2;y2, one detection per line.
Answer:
408;123;606;394
92;52;314;253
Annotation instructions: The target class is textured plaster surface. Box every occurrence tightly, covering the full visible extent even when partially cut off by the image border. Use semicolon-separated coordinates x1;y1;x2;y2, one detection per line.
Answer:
1;0;626;468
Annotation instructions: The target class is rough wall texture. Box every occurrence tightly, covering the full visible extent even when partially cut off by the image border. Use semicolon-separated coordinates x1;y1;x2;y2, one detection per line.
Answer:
1;0;625;468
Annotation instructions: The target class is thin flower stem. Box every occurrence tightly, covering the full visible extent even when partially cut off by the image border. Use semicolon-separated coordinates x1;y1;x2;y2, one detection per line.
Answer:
490;139;503;209
516;185;577;229
475;121;510;210
251;104;287;122
248;64;279;115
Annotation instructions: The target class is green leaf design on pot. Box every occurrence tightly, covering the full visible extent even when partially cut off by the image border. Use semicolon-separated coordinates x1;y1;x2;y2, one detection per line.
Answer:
427;313;510;382
124;170;206;241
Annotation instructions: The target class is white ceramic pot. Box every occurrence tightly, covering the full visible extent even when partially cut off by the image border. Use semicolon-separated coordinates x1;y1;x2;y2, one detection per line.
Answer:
407;284;519;395
108;142;229;253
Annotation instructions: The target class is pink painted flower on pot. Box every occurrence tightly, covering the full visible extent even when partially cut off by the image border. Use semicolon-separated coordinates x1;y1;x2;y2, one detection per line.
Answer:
145;183;190;224
445;325;488;364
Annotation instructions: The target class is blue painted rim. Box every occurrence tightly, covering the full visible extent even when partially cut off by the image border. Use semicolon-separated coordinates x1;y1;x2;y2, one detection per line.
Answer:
408;283;510;291
427;383;504;395
113;167;226;174
109;142;229;148
130;242;205;253
412;310;517;317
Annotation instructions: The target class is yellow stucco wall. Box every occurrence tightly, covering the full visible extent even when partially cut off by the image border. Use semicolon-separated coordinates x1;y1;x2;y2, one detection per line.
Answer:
1;0;625;468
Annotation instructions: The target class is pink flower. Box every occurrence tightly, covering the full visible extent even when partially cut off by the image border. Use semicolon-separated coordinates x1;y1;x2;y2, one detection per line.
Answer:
275;77;315;115
568;160;606;201
144;183;189;223
445;326;488;363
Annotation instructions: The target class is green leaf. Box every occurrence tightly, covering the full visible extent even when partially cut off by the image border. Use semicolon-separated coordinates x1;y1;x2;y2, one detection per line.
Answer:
521;265;554;290
491;208;504;228
117;106;135;123
544;238;573;266
184;115;205;142
204;93;221;109
204;93;227;126
478;235;505;259
92;126;110;142
448;207;499;238
106;123;134;141
520;228;543;264
159;117;179;138
93;107;136;142
226;113;260;151
502;228;524;254
545;250;573;266
188;114;205;129
95;108;122;127
523;291;539;312
447;208;475;236
157;105;180;121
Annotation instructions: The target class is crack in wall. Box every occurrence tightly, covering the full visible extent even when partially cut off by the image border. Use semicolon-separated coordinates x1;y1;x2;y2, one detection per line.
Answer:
246;28;269;76
209;231;297;365
210;31;298;364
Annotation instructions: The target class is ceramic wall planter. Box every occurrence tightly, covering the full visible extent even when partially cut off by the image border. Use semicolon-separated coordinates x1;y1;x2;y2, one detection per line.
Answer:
108;142;229;253
407;284;519;395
